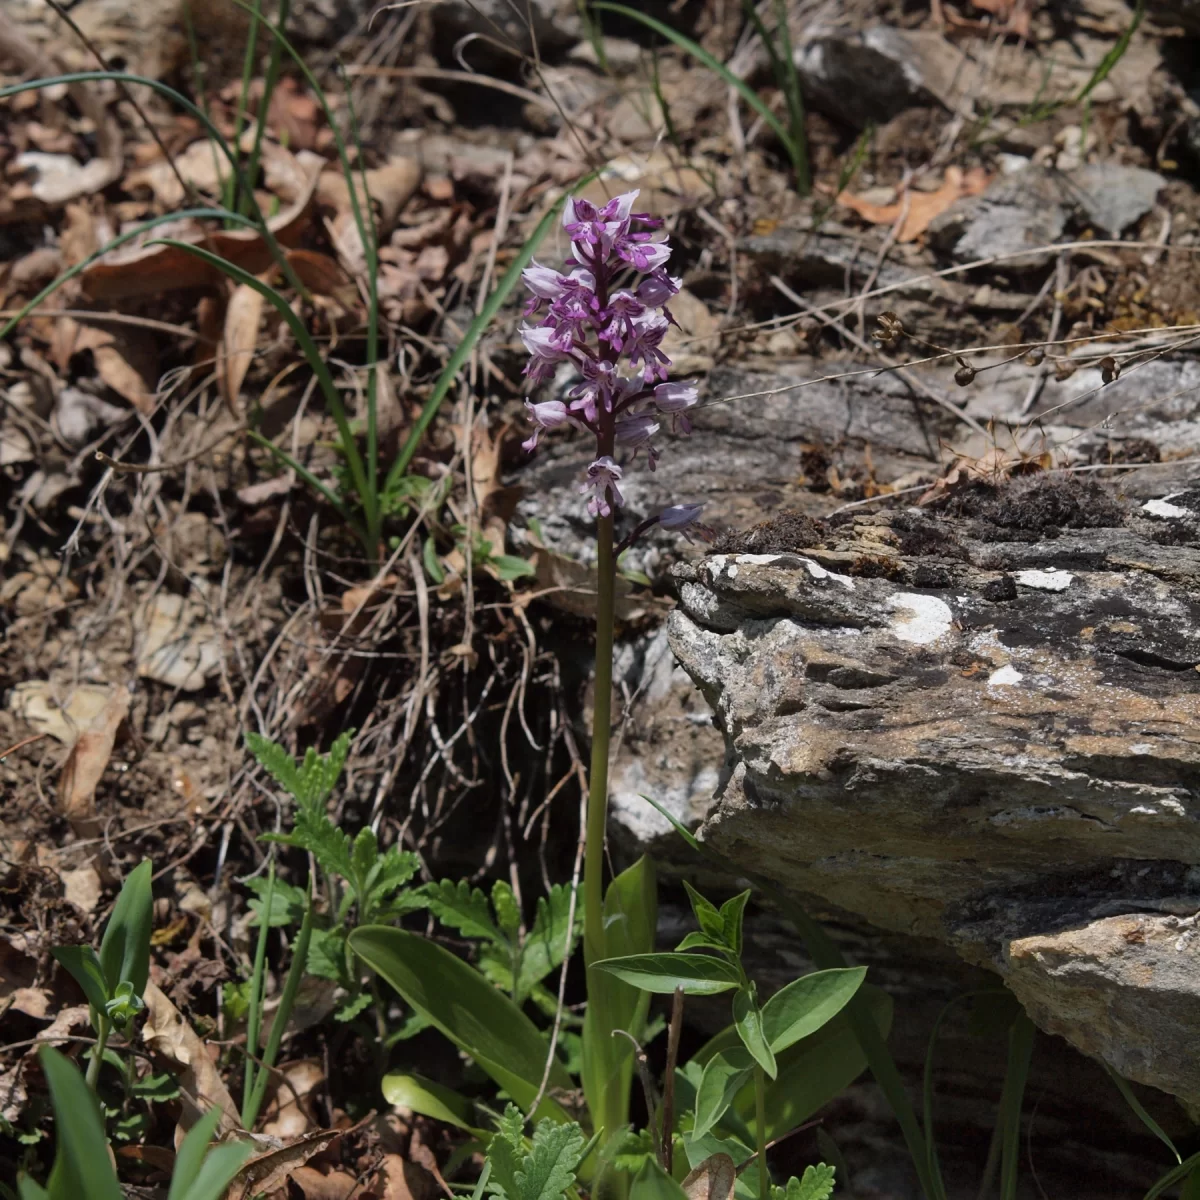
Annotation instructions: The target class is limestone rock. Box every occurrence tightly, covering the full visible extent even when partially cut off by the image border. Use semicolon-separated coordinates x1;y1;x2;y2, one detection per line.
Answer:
665;489;1200;1106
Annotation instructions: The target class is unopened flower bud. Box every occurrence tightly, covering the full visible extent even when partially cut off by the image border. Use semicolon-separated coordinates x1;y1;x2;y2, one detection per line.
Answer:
659;503;705;530
954;358;976;387
1099;356;1121;384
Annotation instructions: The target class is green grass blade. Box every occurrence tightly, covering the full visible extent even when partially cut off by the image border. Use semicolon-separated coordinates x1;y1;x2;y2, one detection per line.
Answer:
245;431;363;528
241;865;274;1122
1146;1154;1200;1200
769;0;809;193
1075;0;1143;104
592;4;796;160
148;239;371;516
243;881;315;1129
384;186;576;494
0;73;302;296
243;0;293;220
0;207;255;344
998;1014;1035;1200
1105;1064;1180;1164
232;0;265;213
38;1046;124;1200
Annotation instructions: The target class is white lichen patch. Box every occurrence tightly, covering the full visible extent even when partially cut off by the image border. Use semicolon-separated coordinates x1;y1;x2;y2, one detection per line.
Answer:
987;665;1023;687
1015;568;1074;592
887;592;953;644
802;557;855;590
1142;498;1190;519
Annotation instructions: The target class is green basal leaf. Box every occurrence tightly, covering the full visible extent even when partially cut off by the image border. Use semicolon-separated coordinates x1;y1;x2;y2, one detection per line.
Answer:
98;860;153;999
50;945;109;1014
38;1046;123;1200
351;827;379;889
129;1072;180;1102
693;1047;755;1139
423;535;446;584
424;879;504;944
363;848;422;914
17;1179;49;1200
350;926;571;1116
733;986;776;1079
682;881;726;944
382;1073;484;1134
175;1139;255;1200
681;1130;754;1171
761;967;867;1053
592;953;741;996
490;555;538;581
167;1105;223;1199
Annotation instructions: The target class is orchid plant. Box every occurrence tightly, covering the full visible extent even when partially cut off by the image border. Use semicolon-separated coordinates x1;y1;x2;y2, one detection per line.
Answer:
518;186;706;995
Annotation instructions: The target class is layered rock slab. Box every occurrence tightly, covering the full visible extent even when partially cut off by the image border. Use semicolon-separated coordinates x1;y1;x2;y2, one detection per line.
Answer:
666;494;1200;1106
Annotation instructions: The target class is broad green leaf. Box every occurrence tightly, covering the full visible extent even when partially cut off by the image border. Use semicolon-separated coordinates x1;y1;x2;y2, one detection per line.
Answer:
681;1130;754;1170
1146;1153;1200;1200
17;1180;49;1200
382;1073;483;1134
718;892;751;957
755;985;893;1140
761;967;867;1053
733;987;776;1079
771;1165;836;1200
350;927;571;1116
490;555;537;581
38;1046;123;1200
50;945;108;1013
168;1105;223;1199
630;1157;688;1200
693;1047;755;1139
424;879;503;944
593;953;741;996
176;1140;255;1200
98;860;153;997
682;881;725;943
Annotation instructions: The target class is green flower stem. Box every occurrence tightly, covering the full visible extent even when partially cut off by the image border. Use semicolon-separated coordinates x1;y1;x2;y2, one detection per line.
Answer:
754;1065;768;1200
583;505;615;974
86;1014;110;1090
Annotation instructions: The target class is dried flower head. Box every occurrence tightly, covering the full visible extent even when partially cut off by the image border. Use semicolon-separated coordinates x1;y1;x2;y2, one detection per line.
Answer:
1099;355;1121;385
872;311;905;347
954;358;977;388
519;189;698;521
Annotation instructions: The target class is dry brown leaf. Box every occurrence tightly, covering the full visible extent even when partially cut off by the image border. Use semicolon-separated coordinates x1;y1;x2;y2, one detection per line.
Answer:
837;166;990;243
261;1059;324;1139
376;1154;437;1200
142;980;241;1137
319;157;422;275
288;1166;359;1200
56;684;129;830
67;321;160;413
285;248;355;302
225;1127;347;1200
682;1154;735;1200
218;282;265;414
81;161;320;300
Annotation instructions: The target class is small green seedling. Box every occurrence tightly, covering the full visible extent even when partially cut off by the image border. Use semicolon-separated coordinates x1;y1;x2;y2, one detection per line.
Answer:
246;730;427;1025
51;861;153;1090
17;1046;251;1200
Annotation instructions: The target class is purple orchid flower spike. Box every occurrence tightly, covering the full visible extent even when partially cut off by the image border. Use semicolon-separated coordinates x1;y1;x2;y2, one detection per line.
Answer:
518;187;699;530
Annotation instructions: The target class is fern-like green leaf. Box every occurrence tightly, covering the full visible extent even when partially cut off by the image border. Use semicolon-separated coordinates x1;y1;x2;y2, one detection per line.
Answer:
514;1119;586;1200
424;879;503;943
245;733;303;797
518;885;581;996
365;848;422;914
486;1105;527;1200
772;1164;836;1200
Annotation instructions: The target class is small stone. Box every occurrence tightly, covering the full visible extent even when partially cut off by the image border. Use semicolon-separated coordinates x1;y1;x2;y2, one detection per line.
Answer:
982;574;1018;601
1067;164;1164;236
